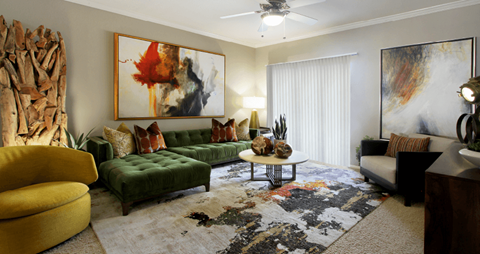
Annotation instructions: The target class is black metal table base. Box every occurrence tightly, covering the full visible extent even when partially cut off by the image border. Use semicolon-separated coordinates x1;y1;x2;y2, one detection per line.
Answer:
250;163;296;187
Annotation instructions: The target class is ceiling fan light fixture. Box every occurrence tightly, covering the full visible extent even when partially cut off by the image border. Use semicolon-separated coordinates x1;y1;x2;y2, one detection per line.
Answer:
261;12;284;26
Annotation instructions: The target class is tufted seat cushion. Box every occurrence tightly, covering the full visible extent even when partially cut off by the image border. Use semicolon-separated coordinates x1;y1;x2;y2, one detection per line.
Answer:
98;150;211;203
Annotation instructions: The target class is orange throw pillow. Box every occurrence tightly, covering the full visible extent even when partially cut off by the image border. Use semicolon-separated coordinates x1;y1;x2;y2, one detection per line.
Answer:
134;122;167;154
210;119;238;143
385;133;430;158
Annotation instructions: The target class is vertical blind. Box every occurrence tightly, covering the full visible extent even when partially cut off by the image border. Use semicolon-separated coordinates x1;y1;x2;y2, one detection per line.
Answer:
267;55;352;166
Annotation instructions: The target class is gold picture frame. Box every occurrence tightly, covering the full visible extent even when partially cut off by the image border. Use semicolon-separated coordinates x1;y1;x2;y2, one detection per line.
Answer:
114;33;226;120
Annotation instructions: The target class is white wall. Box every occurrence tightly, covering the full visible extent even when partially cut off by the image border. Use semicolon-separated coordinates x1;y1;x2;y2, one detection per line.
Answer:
0;0;256;146
255;5;480;165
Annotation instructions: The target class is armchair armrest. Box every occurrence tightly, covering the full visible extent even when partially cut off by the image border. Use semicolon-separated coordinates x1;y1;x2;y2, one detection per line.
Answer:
249;129;260;139
361;140;389;156
87;136;114;168
396;151;442;195
49;148;99;185
0;146;99;192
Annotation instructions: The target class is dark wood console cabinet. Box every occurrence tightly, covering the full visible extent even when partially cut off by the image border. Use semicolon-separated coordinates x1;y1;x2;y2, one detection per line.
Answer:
424;143;480;254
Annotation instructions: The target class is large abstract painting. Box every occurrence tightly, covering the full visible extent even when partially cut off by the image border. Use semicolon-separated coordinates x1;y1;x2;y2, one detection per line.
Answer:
380;37;476;139
114;33;225;120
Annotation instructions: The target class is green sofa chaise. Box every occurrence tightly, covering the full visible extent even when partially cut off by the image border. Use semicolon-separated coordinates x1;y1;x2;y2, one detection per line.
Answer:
87;128;258;215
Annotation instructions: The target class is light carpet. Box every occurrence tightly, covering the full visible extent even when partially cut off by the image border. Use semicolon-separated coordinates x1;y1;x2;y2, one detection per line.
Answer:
323;195;424;254
85;161;387;253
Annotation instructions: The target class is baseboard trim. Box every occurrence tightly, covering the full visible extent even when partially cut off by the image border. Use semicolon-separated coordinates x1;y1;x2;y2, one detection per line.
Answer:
349;165;361;172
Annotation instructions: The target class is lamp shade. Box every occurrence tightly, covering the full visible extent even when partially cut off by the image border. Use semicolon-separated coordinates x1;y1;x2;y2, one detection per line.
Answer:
243;97;265;109
456;76;480;146
459;77;480;104
261;12;284;27
461;87;476;102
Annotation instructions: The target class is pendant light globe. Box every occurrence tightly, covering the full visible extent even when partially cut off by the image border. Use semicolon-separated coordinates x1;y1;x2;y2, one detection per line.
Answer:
262;12;284;26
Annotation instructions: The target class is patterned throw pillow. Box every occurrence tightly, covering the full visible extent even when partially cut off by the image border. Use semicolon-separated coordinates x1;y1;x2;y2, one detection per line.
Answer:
210;119;238;143
385;133;430;158
103;123;137;158
134;122;167;154
229;118;251;141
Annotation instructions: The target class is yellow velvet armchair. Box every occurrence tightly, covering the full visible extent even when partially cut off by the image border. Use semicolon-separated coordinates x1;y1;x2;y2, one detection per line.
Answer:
0;145;98;254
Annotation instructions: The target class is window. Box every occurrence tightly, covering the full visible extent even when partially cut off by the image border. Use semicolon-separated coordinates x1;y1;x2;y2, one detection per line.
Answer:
267;55;352;166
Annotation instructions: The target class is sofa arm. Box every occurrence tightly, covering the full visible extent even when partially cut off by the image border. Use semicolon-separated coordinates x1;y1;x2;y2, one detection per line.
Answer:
87;136;114;168
249;129;260;139
361;140;389;156
396;151;442;195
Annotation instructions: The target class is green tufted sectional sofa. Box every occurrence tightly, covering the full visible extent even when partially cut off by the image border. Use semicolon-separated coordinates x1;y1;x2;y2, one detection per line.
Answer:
87;128;259;215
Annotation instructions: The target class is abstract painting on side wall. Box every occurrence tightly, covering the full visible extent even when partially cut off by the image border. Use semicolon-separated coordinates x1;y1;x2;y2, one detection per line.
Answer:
114;33;225;120
380;37;476;139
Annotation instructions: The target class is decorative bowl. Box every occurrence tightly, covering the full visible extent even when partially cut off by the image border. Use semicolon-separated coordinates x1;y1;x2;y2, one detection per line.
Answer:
459;148;480;167
274;142;293;158
251;136;273;155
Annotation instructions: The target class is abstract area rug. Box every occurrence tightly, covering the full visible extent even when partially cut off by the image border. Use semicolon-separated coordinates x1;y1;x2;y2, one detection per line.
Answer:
90;161;388;253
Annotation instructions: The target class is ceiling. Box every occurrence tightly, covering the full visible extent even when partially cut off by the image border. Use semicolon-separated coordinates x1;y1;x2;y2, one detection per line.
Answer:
65;0;479;48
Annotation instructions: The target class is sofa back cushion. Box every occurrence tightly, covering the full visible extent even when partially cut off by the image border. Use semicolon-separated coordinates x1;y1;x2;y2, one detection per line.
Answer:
385;133;430;158
162;129;212;147
210;119;238;143
228;118;251;141
409;133;456;152
103;123;137;158
134;122;167;154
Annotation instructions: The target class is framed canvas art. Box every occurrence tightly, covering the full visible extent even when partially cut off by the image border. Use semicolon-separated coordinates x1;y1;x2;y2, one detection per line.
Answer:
380;37;476;139
114;33;225;120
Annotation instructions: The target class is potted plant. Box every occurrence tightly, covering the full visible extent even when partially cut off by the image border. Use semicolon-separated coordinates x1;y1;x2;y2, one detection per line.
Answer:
458;140;480;167
58;127;95;150
271;114;287;147
467;141;480;152
356;135;374;165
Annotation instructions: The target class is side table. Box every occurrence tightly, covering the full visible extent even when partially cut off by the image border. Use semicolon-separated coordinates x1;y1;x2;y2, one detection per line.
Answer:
239;149;309;187
424;142;480;254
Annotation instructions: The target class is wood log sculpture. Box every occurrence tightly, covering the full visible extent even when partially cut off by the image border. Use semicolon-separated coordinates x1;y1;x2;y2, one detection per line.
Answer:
0;16;67;146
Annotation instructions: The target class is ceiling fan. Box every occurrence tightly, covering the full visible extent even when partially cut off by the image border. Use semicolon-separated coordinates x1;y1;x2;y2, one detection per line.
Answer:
220;0;326;33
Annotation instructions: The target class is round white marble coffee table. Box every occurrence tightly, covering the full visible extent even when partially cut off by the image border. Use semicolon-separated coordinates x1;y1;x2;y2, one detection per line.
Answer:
238;149;309;187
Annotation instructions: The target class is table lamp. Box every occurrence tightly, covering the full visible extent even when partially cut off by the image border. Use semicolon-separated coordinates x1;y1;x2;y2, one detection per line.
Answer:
457;76;480;145
243;97;265;129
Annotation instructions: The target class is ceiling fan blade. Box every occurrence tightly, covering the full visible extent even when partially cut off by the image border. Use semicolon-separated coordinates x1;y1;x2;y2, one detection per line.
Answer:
220;11;257;19
287;0;326;9
286;12;317;25
258;23;269;32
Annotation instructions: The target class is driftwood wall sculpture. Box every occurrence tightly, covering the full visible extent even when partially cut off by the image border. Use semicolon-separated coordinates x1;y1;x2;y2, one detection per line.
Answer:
0;15;68;146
